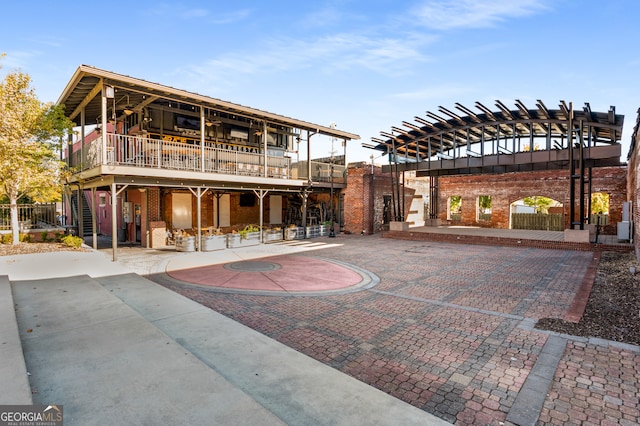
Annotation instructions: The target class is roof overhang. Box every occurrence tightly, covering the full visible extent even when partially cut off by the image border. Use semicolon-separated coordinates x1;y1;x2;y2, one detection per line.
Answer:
57;65;360;142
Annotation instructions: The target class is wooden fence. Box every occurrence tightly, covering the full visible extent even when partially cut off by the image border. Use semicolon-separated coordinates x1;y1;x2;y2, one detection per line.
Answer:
0;203;58;230
511;213;564;231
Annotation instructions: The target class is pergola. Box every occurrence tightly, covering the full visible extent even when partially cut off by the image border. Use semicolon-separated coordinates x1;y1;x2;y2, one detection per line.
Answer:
364;100;624;228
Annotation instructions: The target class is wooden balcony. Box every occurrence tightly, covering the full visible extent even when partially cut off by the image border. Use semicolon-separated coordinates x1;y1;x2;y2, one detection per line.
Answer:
68;133;346;185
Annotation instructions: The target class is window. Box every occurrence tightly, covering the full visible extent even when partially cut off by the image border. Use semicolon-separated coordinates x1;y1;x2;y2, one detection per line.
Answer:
449;196;461;221
591;192;610;226
239;193;255;207
477;195;492;222
99;194;106;207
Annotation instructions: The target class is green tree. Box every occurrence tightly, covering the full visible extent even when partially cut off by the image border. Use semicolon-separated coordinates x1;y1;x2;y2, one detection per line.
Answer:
591;192;609;215
523;196;554;214
478;195;492;213
450;195;461;213
0;58;73;244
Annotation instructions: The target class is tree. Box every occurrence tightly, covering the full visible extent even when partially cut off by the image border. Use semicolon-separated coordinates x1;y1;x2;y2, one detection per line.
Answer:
0;59;73;244
591;192;609;215
523;196;555;214
478;195;492;213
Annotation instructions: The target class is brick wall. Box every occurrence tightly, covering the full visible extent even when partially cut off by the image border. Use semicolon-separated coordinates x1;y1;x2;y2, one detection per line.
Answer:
344;162;415;234
438;167;626;233
147;188;160;221
345;163;626;236
628;113;640;257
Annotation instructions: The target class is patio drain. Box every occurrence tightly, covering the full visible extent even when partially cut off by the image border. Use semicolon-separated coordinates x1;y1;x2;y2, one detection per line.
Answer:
224;261;282;272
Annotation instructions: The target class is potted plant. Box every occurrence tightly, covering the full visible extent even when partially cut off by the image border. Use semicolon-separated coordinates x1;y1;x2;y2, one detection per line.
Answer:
227;224;261;248
200;227;227;251
306;223;320;238
319;221;331;236
284;224;301;240
175;230;196;252
263;226;283;243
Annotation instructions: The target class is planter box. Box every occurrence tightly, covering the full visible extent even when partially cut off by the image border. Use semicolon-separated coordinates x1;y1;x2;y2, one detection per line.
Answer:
175;235;196;252
284;228;297;241
263;229;283;243
200;235;227;251
227;231;261;248
284;227;305;240
306;225;320;238
319;225;329;236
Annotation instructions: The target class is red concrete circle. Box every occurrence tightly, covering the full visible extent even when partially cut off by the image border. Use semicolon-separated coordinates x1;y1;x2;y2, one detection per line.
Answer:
167;255;365;293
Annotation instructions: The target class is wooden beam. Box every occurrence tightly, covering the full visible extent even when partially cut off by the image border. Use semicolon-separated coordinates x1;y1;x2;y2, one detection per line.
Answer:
69;79;103;121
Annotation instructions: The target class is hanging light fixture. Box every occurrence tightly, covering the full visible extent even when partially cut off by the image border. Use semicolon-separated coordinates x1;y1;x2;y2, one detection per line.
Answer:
123;95;134;115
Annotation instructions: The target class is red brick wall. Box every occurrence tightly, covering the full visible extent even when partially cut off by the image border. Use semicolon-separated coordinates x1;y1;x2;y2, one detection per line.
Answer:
344;162;415;234
148;188;161;221
438;167;626;233
345;163;626;235
628;114;640;257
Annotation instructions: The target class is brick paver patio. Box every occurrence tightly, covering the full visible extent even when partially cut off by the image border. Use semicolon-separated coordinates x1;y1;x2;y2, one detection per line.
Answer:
155;235;640;425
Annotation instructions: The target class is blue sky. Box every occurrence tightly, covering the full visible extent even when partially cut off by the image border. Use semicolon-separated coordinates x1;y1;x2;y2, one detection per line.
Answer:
1;0;638;163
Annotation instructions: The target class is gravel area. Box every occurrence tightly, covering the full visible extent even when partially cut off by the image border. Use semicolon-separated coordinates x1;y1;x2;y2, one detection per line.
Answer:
0;242;89;256
536;251;640;346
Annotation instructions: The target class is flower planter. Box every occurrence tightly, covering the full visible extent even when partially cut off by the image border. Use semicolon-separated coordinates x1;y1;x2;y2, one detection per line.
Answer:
175;235;196;252
263;229;283;243
227;231;261;248
319;225;329;237
284;228;297;241
306;225;320;238
200;235;227;251
284;227;305;240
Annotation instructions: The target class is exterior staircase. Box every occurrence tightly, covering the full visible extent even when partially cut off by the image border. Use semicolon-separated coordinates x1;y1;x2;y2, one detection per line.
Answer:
70;191;93;236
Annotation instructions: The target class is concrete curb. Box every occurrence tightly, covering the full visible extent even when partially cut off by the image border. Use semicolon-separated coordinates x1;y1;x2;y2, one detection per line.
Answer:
0;275;32;404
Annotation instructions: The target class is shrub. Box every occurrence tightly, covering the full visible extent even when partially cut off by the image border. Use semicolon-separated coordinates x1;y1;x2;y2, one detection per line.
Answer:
1;233;31;243
61;235;83;248
238;224;260;239
41;231;51;242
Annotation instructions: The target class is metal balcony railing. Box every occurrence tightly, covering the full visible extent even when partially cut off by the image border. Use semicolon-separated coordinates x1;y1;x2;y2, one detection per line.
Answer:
289;160;347;184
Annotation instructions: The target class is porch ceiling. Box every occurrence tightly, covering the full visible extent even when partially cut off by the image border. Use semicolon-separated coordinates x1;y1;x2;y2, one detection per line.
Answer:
66;167;317;192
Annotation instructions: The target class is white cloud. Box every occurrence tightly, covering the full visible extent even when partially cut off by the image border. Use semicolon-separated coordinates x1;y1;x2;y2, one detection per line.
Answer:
411;0;549;30
209;9;253;25
0;50;40;71
180;8;209;19
143;3;251;24
390;84;474;101
179;29;436;89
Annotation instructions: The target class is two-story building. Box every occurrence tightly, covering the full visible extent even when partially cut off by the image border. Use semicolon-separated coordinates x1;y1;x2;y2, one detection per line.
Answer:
57;65;359;259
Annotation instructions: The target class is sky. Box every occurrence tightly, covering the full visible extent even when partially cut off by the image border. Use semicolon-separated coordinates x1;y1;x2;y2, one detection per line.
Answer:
1;0;639;164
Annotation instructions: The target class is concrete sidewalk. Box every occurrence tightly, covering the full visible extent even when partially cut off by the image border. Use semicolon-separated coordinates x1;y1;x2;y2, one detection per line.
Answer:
2;248;448;425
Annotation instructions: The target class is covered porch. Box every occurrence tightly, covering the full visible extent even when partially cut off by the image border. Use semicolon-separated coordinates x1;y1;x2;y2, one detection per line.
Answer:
57;65;359;260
